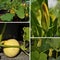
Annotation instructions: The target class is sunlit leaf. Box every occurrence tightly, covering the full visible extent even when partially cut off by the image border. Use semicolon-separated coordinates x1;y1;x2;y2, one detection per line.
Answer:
39;52;47;60
0;13;14;21
15;6;25;19
31;51;40;60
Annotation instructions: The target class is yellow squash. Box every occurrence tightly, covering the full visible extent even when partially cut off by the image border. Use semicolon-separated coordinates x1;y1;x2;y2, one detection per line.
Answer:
3;39;20;57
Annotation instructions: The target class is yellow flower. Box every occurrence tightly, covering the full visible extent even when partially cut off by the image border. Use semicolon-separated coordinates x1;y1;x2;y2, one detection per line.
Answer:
48;48;53;57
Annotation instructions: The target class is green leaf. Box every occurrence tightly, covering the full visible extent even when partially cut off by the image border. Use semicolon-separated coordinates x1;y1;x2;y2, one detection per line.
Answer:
40;39;50;52
39;52;47;60
37;0;43;6
31;51;47;60
31;0;40;13
0;0;11;10
31;51;40;60
31;11;42;37
46;38;60;50
21;45;27;50
0;13;14;21
52;18;58;36
31;39;40;51
15;6;25;19
23;27;29;41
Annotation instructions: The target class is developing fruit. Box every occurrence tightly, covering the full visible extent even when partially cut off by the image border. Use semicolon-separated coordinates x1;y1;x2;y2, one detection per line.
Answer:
3;39;20;57
10;8;15;14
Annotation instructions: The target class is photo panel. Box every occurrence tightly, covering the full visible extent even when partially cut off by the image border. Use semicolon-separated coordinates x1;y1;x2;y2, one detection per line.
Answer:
0;23;29;60
0;0;29;22
31;37;60;60
31;0;60;37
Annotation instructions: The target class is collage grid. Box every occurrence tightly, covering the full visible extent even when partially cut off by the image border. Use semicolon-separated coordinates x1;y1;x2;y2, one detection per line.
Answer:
31;0;60;60
0;0;30;60
0;0;60;60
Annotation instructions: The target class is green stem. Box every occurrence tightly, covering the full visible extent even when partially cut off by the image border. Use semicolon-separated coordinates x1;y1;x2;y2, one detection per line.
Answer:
0;23;6;42
1;23;6;36
0;44;21;48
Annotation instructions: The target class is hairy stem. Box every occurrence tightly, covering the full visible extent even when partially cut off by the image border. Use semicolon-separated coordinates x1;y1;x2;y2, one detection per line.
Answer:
0;44;21;48
0;23;6;42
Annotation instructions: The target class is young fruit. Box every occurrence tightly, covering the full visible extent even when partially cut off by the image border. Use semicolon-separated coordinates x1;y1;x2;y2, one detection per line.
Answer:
3;39;20;57
10;8;15;14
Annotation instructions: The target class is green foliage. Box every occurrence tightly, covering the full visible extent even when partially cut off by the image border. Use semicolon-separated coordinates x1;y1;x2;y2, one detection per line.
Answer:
0;0;11;10
15;6;25;19
0;13;14;21
31;51;40;60
0;0;29;21
23;27;29;41
31;0;60;37
31;11;42;37
31;38;60;60
31;51;47;60
39;52;47;60
47;38;60;52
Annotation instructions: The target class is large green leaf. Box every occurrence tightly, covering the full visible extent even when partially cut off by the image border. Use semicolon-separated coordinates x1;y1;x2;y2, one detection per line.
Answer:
31;51;47;60
0;0;11;10
31;51;40;60
40;39;50;52
0;13;14;21
39;52;47;60
46;38;60;51
15;6;25;19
